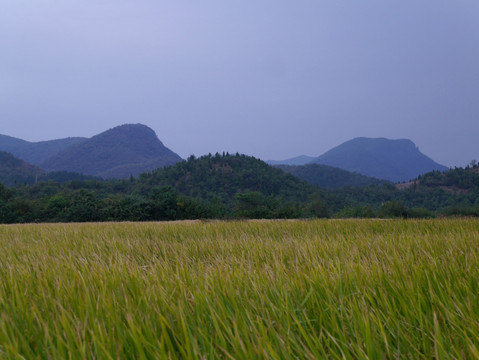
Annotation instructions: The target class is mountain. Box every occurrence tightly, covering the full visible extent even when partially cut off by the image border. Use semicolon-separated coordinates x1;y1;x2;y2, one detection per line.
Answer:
266;155;316;166
310;137;448;182
0;151;100;187
0;151;44;186
0;134;87;166
41;124;182;178
276;164;387;188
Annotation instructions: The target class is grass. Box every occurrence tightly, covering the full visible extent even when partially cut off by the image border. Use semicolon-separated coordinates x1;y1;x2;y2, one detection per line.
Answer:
0;219;478;359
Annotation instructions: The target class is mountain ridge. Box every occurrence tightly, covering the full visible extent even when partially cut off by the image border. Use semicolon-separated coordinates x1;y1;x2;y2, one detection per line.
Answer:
0;135;87;166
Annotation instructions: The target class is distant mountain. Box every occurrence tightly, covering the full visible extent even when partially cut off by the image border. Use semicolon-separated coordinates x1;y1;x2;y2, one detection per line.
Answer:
0;151;100;187
0;151;44;186
0;134;87;166
267;155;316;166
276;164;387;188
41;124;182;178
310;137;448;182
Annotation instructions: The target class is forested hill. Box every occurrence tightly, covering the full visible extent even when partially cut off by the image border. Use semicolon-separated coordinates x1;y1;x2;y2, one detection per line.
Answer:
276;164;387;188
311;137;448;182
0;151;44;187
1;153;324;223
138;153;316;204
0;151;101;186
411;165;479;193
1;154;478;223
41;124;182;178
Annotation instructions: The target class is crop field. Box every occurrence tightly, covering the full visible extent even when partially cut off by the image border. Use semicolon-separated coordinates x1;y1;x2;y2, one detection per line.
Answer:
0;219;478;359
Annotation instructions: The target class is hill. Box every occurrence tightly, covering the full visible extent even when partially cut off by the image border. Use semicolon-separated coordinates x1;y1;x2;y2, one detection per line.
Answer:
0;151;44;187
41;124;182;178
3;153;324;222
266;155;315;166
276;164;387;188
0;134;87;166
138;153;316;205
310;137;448;182
0;151;101;187
2;154;478;222
399;165;479;194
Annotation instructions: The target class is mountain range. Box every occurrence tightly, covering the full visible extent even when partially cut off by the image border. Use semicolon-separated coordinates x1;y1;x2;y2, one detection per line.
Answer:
0;125;448;184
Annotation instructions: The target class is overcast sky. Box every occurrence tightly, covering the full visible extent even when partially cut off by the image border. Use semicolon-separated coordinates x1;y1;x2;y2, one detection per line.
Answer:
1;1;478;167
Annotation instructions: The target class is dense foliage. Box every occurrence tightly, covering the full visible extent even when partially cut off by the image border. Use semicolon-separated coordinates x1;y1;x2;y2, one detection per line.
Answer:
276;163;386;188
0;154;324;223
0;154;478;223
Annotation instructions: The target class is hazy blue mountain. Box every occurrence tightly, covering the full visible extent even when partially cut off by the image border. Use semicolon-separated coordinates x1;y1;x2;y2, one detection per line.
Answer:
0;151;44;186
0;151;100;187
41;124;182;178
0;135;87;166
276;164;387;188
267;155;316;166
310;137;448;182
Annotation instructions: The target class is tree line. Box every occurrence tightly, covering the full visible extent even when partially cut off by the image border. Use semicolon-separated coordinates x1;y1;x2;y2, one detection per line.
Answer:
0;154;478;223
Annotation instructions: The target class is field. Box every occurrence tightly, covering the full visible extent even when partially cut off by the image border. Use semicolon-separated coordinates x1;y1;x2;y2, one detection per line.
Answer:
0;219;478;359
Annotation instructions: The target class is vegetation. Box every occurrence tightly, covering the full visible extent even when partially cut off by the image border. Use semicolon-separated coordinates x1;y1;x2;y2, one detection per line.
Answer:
0;151;44;186
0;219;478;358
0;154;325;223
276;163;386;188
1;153;478;223
0;151;100;187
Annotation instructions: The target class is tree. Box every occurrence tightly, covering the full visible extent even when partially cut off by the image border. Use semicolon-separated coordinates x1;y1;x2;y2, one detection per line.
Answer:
147;186;179;220
65;189;101;222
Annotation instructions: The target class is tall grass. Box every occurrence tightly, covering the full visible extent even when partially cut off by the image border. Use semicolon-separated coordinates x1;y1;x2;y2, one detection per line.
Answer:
0;219;478;359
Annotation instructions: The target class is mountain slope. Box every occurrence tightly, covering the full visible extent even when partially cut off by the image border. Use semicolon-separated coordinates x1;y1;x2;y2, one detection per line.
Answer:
41;124;182;178
267;155;316;166
0;134;87;166
276;164;387;188
0;151;44;186
310;137;448;182
0;151;100;187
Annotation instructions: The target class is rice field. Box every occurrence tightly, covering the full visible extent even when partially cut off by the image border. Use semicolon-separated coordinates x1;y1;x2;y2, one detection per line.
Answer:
0;219;478;359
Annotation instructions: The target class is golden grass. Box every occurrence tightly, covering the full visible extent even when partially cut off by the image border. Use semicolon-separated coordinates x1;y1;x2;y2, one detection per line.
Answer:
0;219;478;359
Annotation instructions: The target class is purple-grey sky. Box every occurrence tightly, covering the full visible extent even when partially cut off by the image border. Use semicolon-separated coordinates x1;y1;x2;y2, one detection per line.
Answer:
1;1;478;167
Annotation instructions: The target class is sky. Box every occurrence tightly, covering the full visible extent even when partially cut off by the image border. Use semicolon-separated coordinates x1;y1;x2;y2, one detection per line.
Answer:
1;1;479;167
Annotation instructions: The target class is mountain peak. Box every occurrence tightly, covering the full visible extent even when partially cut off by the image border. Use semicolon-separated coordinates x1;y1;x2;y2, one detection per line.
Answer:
311;137;447;182
41;124;182;178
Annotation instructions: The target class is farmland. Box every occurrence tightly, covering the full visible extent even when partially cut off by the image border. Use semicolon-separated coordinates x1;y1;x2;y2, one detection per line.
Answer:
0;219;478;359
